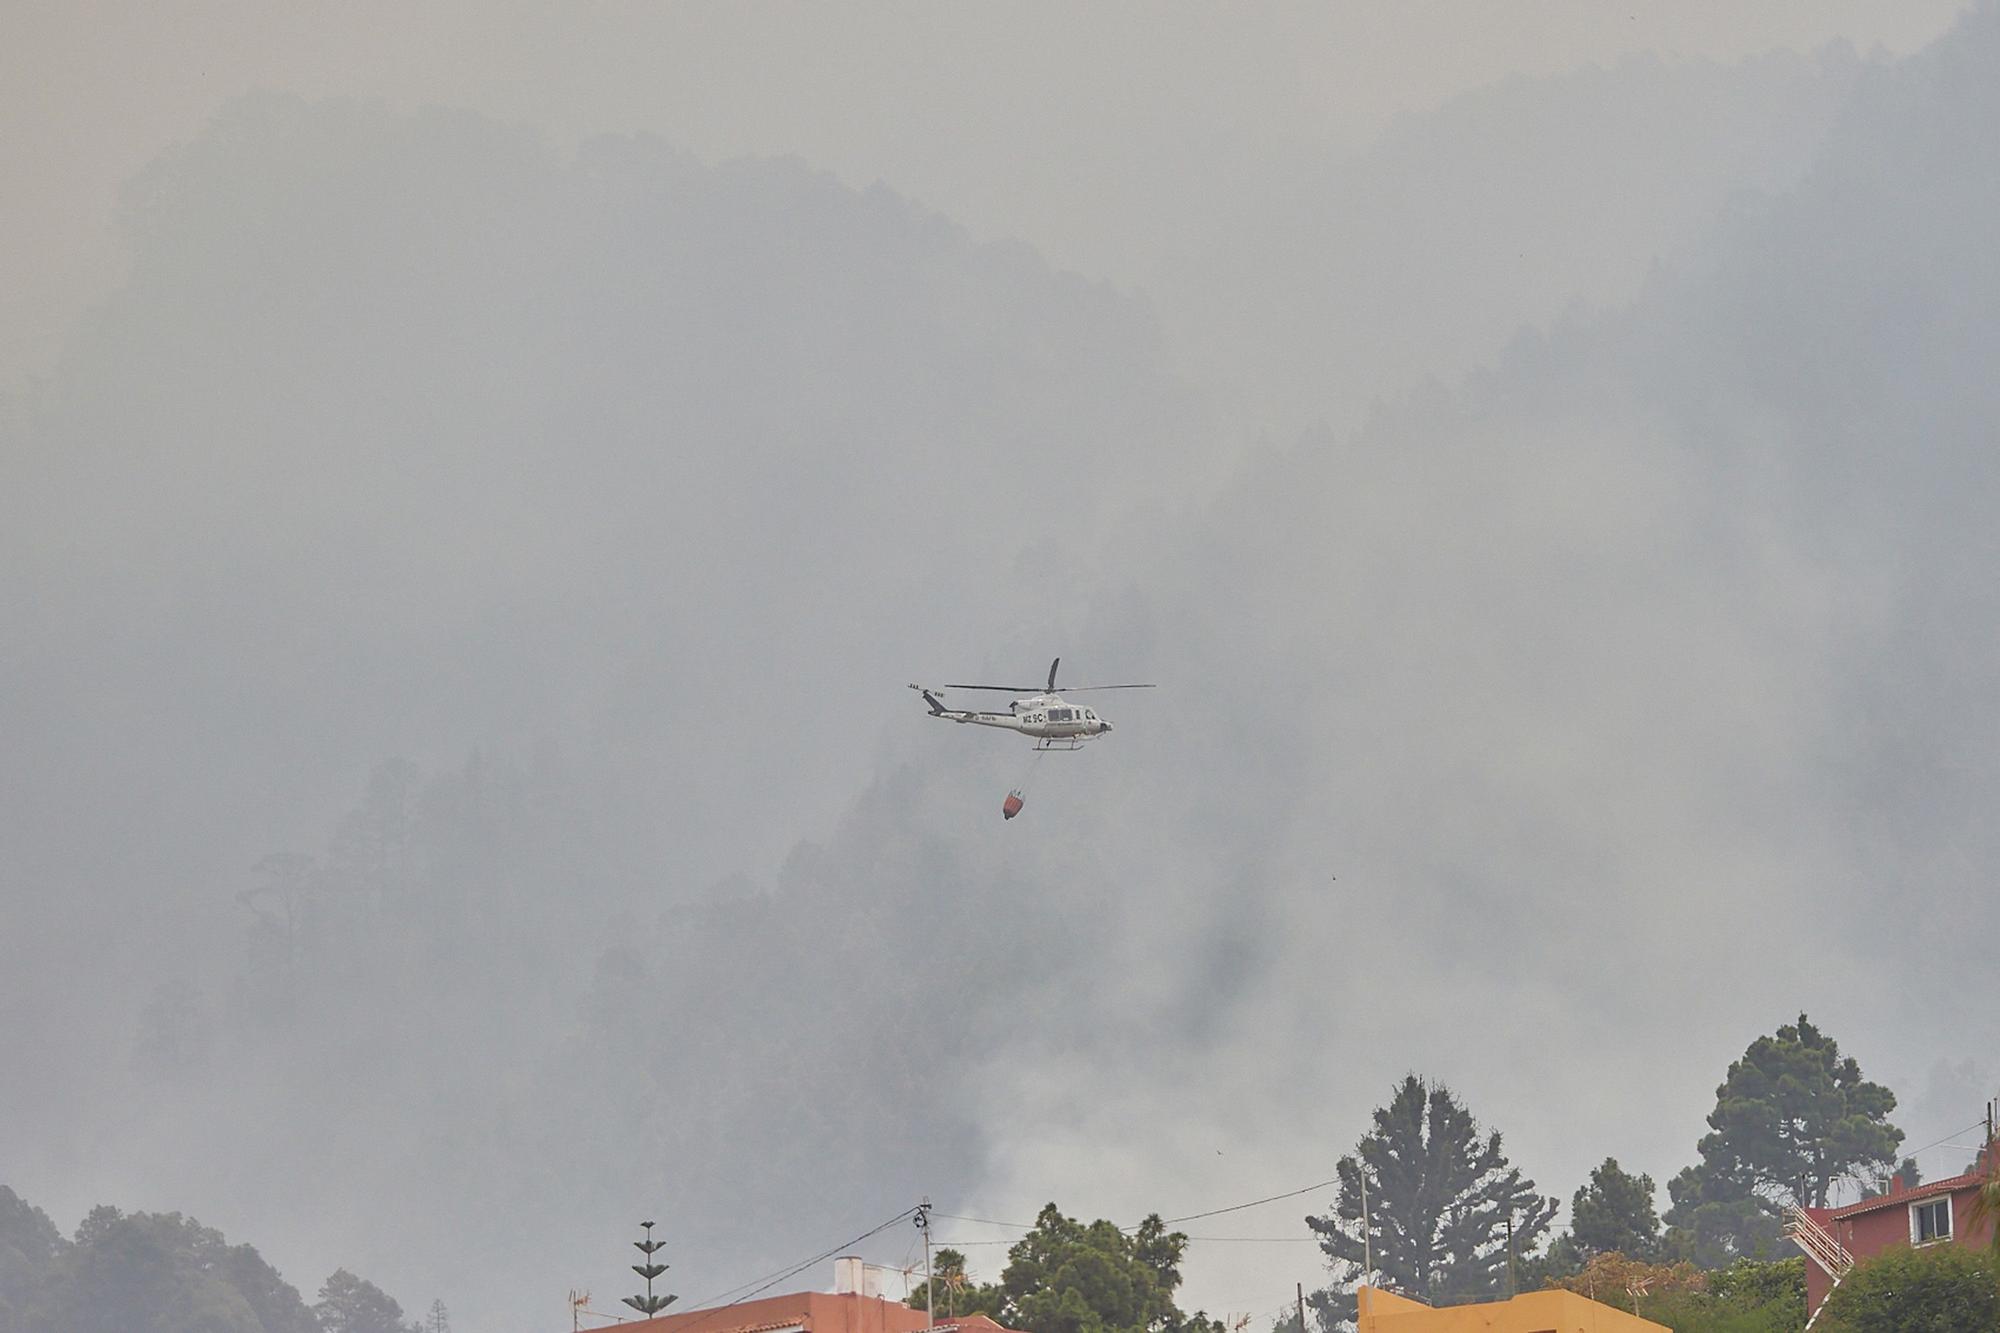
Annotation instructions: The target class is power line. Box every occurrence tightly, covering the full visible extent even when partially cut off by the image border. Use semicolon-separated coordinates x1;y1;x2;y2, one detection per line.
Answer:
936;1176;1342;1239
1905;1119;1988;1162
671;1178;1341;1326
932;1239;1021;1247
674;1206;921;1332
937;1236;1321;1248
1157;1178;1339;1228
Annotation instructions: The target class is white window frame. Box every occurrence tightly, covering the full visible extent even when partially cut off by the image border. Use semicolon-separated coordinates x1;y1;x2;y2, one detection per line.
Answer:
1910;1195;1952;1246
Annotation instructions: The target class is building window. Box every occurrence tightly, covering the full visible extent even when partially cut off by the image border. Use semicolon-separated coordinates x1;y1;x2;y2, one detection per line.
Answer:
1912;1197;1951;1245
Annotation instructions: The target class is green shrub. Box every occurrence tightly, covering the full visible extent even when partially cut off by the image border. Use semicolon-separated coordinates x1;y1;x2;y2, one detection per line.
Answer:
1816;1244;2000;1332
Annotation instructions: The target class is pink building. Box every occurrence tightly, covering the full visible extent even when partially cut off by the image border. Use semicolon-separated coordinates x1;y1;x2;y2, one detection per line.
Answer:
1788;1146;1996;1321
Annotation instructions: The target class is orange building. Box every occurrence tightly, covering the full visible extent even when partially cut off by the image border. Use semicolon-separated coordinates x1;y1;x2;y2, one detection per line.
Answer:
1355;1284;1667;1332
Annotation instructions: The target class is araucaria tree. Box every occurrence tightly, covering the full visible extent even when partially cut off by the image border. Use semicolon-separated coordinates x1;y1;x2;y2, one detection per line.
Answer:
1307;1076;1557;1324
1665;1014;1902;1264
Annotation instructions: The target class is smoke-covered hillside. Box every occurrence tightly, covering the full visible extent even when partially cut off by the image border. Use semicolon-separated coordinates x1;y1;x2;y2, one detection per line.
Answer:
6;8;2000;1331
974;2;2000;1237
0;92;1212;1327
1157;43;1879;437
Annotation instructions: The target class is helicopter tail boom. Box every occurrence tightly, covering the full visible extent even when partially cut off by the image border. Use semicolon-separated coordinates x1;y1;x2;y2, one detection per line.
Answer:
908;684;1018;728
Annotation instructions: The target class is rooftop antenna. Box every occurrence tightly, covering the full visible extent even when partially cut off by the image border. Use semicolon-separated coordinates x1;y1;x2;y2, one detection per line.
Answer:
571;1290;626;1330
1627;1275;1654;1319
624;1222;677;1319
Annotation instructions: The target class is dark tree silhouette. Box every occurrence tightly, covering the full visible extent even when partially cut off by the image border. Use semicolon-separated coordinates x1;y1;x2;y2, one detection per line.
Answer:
1307;1076;1556;1326
910;1204;1222;1333
314;1268;413;1333
1569;1158;1661;1260
1665;1014;1902;1265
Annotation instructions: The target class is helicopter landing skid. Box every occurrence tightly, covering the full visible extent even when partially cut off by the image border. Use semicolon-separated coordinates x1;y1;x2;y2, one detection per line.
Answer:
1034;737;1089;751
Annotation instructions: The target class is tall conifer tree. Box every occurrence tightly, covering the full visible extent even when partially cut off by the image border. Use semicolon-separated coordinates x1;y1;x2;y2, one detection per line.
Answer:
1306;1076;1556;1325
1570;1158;1661;1260
1665;1014;1901;1265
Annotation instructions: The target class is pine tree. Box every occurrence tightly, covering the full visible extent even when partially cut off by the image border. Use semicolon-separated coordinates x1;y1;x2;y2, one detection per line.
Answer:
314;1269;410;1333
1306;1076;1556;1326
1664;1014;1901;1265
1569;1158;1661;1260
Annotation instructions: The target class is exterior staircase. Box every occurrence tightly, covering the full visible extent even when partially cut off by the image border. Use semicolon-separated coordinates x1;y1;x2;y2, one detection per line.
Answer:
1784;1204;1854;1330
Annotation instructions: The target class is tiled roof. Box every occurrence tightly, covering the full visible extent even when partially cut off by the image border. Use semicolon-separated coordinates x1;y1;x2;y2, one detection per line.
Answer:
1829;1170;1987;1220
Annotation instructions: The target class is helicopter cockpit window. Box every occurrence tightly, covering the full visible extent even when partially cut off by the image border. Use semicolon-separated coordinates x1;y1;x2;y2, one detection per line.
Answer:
1052;708;1072;722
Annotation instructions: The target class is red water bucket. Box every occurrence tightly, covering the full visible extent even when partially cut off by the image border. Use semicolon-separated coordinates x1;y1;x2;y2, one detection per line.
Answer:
1001;791;1024;820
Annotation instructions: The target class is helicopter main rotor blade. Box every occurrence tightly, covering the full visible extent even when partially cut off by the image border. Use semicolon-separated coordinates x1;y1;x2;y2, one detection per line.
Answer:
941;681;1157;692
1047;657;1060;692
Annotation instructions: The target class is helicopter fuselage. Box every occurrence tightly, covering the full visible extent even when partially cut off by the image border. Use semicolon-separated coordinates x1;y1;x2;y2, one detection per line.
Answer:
910;661;1149;749
918;690;1113;748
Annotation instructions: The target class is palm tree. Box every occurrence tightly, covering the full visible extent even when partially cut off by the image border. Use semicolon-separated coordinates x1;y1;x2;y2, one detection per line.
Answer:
1966;1164;2000;1259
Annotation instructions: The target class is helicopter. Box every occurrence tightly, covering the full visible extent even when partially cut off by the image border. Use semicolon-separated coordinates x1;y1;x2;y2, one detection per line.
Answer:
908;657;1154;751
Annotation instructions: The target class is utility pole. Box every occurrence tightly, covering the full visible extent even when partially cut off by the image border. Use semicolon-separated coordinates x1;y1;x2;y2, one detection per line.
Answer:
1358;1168;1373;1285
915;1200;934;1330
1295;1282;1306;1333
1504;1212;1517;1299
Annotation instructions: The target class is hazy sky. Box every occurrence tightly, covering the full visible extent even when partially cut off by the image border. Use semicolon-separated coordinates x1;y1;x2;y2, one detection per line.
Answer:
1;1;1973;385
6;5;1998;1333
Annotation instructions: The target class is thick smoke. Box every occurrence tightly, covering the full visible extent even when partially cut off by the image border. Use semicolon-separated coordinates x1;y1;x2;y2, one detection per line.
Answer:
6;9;2000;1329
